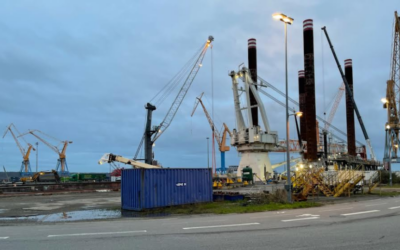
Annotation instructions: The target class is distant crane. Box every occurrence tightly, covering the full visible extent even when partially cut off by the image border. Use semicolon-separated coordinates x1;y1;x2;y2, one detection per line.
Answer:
324;83;345;132
2;123;35;176
383;11;400;184
322;83;345;158
19;130;72;175
191;93;232;173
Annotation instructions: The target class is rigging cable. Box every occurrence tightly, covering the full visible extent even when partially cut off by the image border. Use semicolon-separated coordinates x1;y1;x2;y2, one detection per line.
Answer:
321;30;327;120
149;44;203;106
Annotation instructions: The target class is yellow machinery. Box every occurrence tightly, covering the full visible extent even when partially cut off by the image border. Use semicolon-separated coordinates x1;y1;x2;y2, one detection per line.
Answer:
3;123;35;175
19;130;72;175
21;170;60;184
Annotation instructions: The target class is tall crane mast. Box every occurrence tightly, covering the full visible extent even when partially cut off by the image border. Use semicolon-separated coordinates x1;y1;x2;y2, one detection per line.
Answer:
134;36;214;165
191;93;231;173
322;26;376;161
2;123;35;175
19;130;72;175
384;11;400;176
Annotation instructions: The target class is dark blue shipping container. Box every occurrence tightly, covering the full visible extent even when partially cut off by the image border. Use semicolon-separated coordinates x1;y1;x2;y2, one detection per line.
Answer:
121;168;213;211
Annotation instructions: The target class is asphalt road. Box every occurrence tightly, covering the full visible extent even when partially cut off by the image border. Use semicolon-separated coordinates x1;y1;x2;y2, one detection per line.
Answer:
1;196;400;250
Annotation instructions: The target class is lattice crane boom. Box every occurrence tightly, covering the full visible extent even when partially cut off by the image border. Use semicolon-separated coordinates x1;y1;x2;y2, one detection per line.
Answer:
324;83;345;131
384;11;400;164
152;36;214;143
3;124;25;157
191;92;223;148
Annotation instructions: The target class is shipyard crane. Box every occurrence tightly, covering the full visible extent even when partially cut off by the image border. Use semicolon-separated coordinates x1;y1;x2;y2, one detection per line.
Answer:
2;123;35;175
383;11;400;176
322;26;376;161
18;130;72;175
191;93;232;173
133;36;214;165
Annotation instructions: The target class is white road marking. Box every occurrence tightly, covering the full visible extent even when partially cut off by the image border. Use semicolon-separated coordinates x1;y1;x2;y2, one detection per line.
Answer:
388;206;400;210
250;213;291;219
183;222;260;230
296;214;319;217
319;207;353;212
0;237;9;240
48;230;147;237
365;203;387;207
282;217;319;222
341;210;380;216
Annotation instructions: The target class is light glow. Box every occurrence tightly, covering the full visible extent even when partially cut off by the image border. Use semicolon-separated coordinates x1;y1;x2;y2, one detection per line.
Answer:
272;13;284;20
381;98;388;103
295;111;303;117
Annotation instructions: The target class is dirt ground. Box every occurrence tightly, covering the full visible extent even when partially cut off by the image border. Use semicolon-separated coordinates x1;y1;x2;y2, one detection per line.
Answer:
0;191;121;218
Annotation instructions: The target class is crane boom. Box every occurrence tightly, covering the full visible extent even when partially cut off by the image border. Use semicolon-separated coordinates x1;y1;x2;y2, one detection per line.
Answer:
152;36;214;143
257;76;364;145
3;124;25;157
19;130;60;155
322;26;376;160
99;153;160;169
18;130;72;174
191;93;222;148
325;83;345;131
3;124;36;174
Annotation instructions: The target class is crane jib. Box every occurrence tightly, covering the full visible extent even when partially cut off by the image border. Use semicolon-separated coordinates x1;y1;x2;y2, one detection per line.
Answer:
151;36;214;143
321;26;376;160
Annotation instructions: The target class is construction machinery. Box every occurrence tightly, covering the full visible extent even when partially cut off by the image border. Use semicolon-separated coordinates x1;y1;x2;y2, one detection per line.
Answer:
322;26;376;161
3;123;35;176
383;11;400;185
133;36;214;165
20;170;60;184
191;93;232;173
18;130;72;176
99;153;160;169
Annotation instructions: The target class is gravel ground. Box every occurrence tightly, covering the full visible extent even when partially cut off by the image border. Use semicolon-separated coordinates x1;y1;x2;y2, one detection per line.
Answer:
0;191;120;218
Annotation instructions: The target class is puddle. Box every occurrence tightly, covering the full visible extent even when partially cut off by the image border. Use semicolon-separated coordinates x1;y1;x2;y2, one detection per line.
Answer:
0;209;8;214
0;209;121;222
0;209;170;222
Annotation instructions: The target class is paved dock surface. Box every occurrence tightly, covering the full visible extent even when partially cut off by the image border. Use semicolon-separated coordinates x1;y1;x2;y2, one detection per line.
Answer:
1;196;399;249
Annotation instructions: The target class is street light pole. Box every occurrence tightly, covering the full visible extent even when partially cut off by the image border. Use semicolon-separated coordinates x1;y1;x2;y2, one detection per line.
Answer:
273;12;294;203
207;137;210;169
284;22;292;203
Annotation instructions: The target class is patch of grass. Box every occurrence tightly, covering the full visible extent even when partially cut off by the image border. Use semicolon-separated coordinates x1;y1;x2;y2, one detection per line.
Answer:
150;201;322;215
372;191;400;197
380;184;400;189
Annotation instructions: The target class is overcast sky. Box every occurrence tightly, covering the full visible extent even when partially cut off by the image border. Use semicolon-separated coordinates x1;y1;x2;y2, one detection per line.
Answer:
0;0;399;173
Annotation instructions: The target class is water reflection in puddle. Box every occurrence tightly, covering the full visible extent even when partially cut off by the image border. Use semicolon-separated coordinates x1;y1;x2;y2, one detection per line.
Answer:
0;209;170;222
